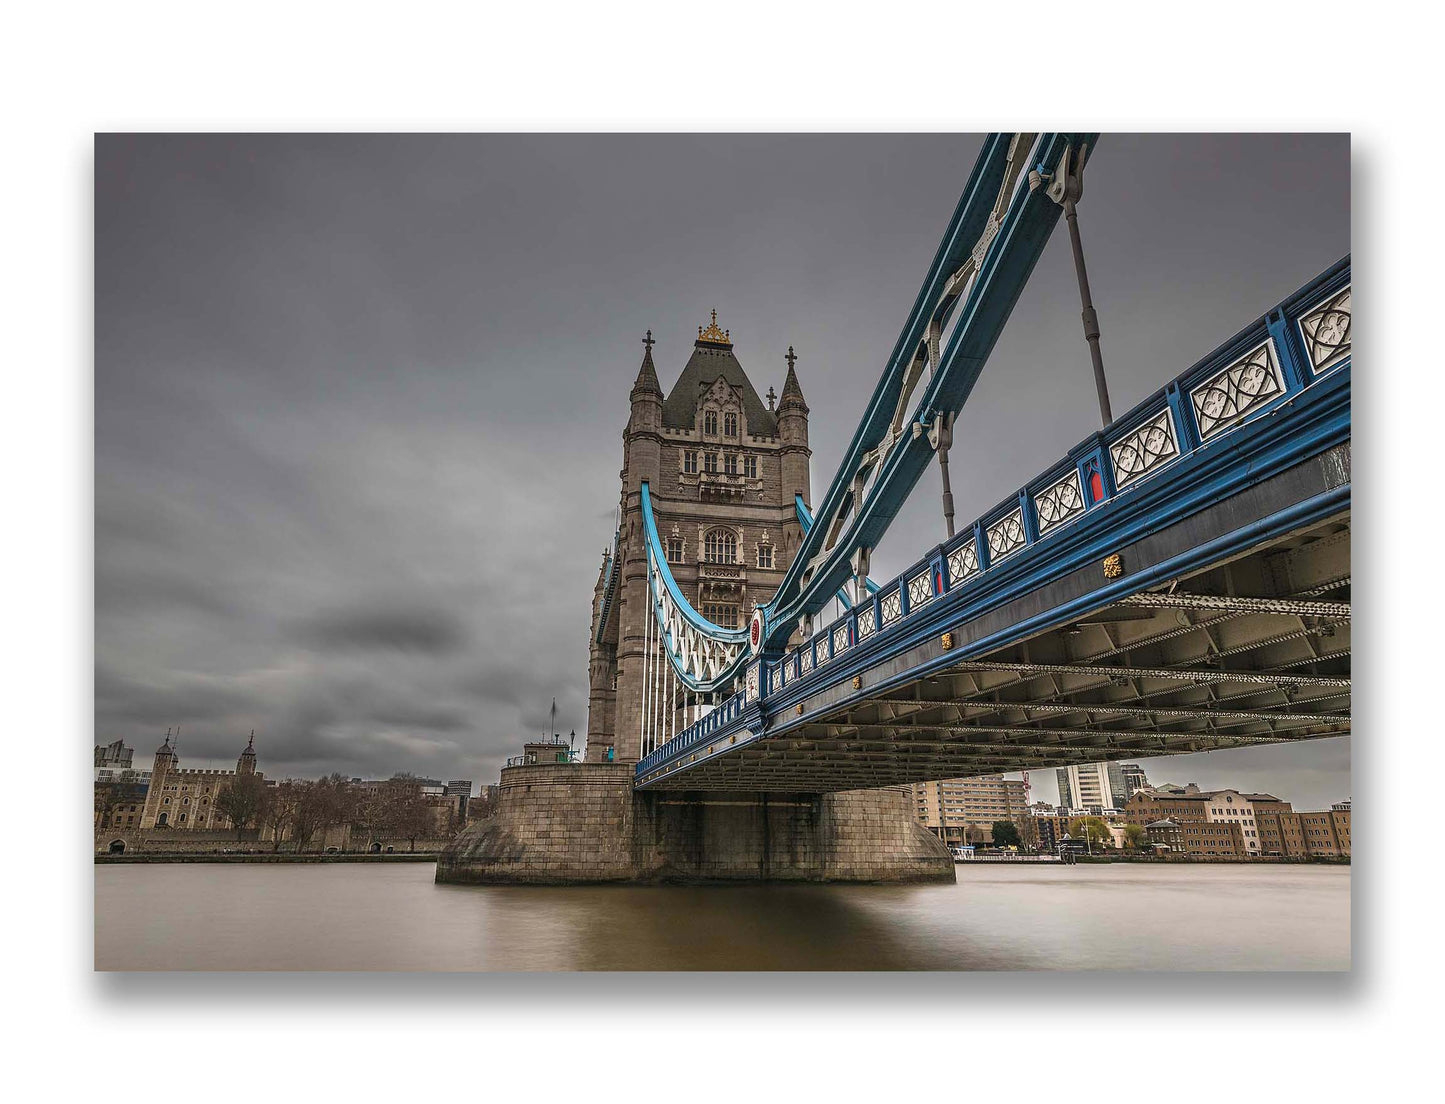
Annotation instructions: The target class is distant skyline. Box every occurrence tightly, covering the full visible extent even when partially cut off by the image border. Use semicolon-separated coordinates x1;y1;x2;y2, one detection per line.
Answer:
96;133;1350;808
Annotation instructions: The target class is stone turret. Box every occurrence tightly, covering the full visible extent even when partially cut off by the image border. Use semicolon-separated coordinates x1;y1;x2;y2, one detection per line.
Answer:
152;733;178;778
586;548;617;760
237;731;257;776
777;345;811;511
623;331;664;496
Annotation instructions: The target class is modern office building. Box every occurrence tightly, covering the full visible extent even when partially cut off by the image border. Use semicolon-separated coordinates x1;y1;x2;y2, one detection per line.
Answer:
1055;762;1128;813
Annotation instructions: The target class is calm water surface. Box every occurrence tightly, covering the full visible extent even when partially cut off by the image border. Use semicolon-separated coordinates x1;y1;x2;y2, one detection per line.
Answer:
95;862;1350;971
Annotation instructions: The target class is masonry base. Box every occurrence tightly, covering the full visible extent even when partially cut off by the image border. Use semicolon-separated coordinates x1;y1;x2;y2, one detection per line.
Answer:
435;763;955;885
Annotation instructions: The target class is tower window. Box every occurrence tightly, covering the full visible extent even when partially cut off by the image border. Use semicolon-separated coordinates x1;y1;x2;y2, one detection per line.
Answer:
724;454;738;476
703;604;739;628
704;452;718;474
745;455;757;478
665;536;684;563
704;410;719;435
682;450;697;474
724;411;738;437
757;544;774;569
704;528;737;564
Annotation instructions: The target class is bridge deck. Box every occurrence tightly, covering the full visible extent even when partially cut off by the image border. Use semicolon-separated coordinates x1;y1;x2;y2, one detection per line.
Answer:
636;258;1351;793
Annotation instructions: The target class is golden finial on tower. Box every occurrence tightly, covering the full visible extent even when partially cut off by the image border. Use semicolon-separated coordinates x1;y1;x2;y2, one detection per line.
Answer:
697;308;732;346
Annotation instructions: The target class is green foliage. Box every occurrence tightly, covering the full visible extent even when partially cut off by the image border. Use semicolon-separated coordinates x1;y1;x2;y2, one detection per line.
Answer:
1070;816;1112;845
990;820;1022;848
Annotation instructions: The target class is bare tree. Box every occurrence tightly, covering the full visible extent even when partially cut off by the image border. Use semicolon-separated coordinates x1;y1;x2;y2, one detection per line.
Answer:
289;780;334;853
352;787;390;852
95;783;123;830
379;776;432;852
263;781;304;852
215;773;268;840
319;774;358;850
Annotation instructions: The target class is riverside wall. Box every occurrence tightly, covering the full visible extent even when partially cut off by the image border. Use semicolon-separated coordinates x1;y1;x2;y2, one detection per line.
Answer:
435;762;955;885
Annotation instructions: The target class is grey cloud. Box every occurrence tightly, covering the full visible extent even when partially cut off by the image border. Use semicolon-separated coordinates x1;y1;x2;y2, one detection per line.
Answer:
293;603;470;655
96;133;1350;799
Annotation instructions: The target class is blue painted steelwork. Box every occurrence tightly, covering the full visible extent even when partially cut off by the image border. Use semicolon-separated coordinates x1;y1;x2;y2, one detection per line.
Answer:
636;257;1351;786
631;132;1095;691
638;482;750;692
640;484;747;645
756;132;1099;649
795;495;877;610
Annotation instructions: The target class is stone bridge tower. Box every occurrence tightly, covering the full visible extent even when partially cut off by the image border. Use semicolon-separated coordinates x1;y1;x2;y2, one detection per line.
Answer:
586;314;811;763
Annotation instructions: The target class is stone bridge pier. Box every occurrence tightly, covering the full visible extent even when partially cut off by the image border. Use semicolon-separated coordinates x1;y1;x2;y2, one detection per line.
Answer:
436;762;954;885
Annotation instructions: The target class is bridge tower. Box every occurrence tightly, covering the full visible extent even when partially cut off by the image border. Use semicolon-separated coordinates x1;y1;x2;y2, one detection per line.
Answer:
586;315;811;763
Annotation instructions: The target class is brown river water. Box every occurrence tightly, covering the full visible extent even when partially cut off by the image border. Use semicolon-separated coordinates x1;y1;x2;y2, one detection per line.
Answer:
95;861;1349;971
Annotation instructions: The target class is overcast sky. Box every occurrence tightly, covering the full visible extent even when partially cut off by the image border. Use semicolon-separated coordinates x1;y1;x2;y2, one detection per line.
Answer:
95;133;1350;806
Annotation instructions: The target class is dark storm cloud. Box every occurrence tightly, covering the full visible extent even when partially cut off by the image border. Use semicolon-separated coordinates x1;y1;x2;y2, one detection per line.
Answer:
294;602;469;655
96;133;1350;800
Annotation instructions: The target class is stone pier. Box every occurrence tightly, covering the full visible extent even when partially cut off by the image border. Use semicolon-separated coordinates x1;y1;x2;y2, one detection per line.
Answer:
436;762;955;885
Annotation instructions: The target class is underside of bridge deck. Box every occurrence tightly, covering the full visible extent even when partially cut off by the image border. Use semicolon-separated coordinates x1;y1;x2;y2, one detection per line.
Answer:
660;512;1350;791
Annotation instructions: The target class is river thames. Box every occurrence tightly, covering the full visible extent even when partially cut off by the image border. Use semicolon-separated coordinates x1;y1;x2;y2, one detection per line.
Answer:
95;861;1349;971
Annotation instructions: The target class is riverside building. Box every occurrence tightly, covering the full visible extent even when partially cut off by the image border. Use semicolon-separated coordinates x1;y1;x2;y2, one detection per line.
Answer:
911;775;1029;845
138;733;260;830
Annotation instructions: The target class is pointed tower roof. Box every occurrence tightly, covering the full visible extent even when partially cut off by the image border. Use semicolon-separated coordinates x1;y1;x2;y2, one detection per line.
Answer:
630;329;663;400
779;345;808;413
661;311;778;434
239;730;256;759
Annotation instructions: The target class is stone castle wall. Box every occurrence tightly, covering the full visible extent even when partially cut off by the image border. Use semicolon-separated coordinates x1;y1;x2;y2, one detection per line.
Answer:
95;825;455;855
436;763;953;885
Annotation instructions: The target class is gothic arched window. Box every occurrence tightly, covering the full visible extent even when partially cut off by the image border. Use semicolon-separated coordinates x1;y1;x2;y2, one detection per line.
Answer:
724;411;738;437
665;536;684;563
724;454;738;475
704;528;737;564
704;410;719;435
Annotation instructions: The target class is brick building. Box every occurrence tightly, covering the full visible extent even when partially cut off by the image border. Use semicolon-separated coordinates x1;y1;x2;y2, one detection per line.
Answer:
1122;787;1278;856
1126;786;1352;859
1145;817;1247;858
586;317;811;763
1256;808;1352;858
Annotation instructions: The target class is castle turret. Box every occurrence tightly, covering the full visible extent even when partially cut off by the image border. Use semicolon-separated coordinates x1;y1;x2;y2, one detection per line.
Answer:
140;732;180;829
153;732;178;778
237;731;257;776
777;345;812;509
623;331;664;494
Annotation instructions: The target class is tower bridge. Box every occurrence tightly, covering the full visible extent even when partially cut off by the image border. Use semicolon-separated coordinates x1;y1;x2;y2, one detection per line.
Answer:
439;133;1350;885
634;255;1350;789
